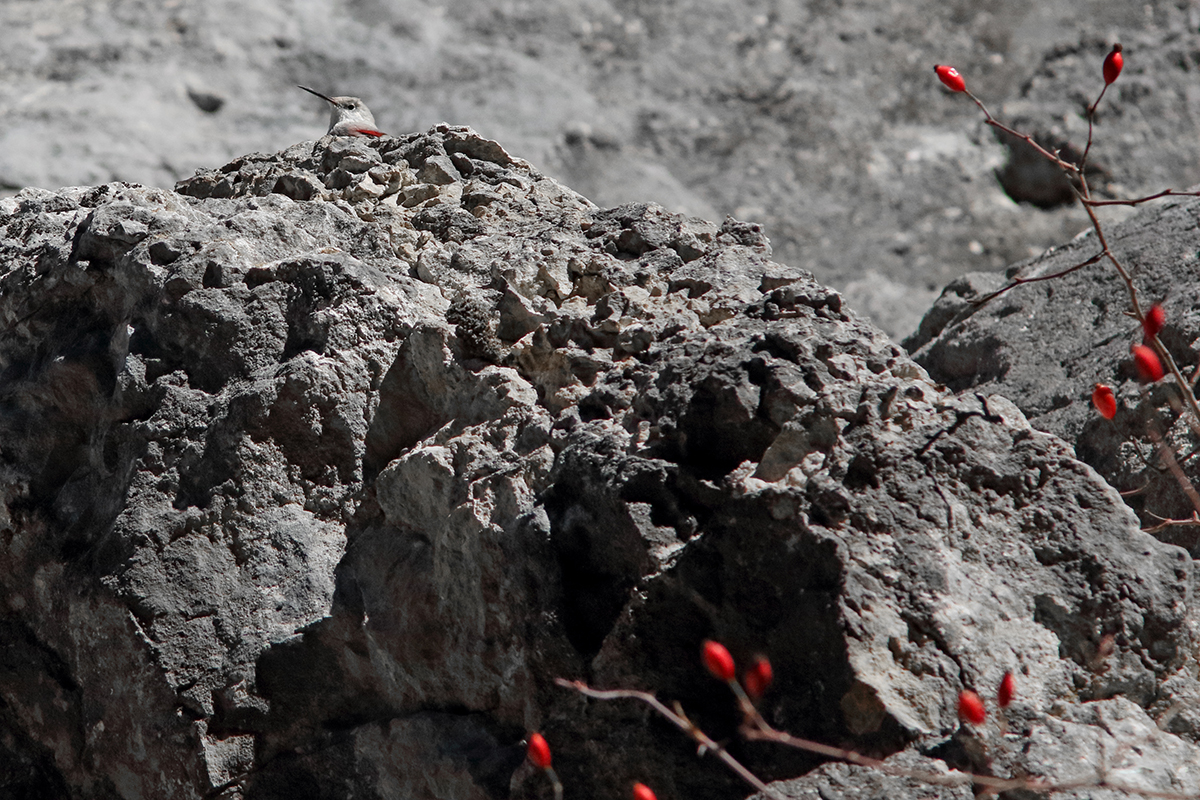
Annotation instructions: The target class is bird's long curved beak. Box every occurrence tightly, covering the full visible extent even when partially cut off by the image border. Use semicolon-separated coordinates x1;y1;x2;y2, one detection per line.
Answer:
298;85;335;104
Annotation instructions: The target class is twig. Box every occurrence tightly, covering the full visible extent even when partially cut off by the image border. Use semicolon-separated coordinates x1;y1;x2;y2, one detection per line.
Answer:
973;251;1105;305
1079;80;1109;173
545;767;564;800
963;91;1081;174
1141;510;1200;535
1083;188;1200;207
739;698;1200;798
554;678;783;799
1146;426;1200;516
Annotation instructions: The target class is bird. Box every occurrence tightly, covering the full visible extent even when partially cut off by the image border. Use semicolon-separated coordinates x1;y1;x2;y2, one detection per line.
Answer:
298;86;385;138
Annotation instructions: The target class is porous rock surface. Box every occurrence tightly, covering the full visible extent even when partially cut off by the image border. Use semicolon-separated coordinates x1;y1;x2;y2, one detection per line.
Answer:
909;195;1200;554
1;128;1198;800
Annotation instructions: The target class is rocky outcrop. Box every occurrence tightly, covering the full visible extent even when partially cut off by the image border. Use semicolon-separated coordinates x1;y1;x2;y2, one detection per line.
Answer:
909;196;1200;553
1;128;1198;800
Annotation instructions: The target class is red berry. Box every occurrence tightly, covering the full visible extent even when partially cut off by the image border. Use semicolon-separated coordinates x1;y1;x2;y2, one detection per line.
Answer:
743;656;774;699
997;671;1015;708
1132;344;1164;382
527;732;552;769
958;690;986;725
702;640;736;682
632;782;657;800
1091;383;1117;420
934;64;966;93
1103;44;1124;85
1143;303;1166;340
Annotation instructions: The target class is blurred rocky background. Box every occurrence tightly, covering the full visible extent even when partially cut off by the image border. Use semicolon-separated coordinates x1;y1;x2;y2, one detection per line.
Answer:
3;0;1200;338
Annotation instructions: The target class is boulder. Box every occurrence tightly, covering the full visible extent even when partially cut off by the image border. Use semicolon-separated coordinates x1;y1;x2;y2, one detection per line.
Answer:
910;195;1200;553
0;128;1197;800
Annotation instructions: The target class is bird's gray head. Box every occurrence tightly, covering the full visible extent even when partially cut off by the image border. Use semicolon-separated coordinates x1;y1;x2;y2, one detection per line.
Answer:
298;85;380;136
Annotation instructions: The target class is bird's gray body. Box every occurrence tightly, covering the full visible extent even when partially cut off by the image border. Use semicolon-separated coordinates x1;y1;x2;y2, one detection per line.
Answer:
298;86;383;137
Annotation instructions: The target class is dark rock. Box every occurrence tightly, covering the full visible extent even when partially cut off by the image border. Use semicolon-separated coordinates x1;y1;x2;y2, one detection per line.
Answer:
447;291;505;364
187;88;226;114
271;172;323;202
412;205;487;243
902;272;1006;354
1;128;1198;800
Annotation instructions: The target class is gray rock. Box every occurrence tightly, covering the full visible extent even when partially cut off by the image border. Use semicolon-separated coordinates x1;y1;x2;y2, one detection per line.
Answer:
0;128;1198;800
910;196;1200;554
420;154;463;186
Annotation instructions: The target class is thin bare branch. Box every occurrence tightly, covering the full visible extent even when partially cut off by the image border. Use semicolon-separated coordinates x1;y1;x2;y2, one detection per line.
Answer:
546;767;563;800
964;91;1081;173
1079;81;1110;179
560;677;1200;799
972;251;1105;306
741;723;1040;793
740;699;1200;798
1119;481;1150;497
1141;510;1200;535
554;678;783;799
1146;428;1200;516
1084;188;1200;207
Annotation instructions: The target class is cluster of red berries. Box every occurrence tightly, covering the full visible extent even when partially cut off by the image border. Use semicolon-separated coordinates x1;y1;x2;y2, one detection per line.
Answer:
957;670;1016;726
1091;302;1167;419
702;639;774;699
933;44;1162;422
934;43;1123;95
527;641;776;798
710;639;1017;732
537;644;1022;794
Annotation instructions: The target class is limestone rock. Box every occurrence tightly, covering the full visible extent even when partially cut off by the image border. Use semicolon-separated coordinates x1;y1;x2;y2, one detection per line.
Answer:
910;196;1200;554
1;128;1197;800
